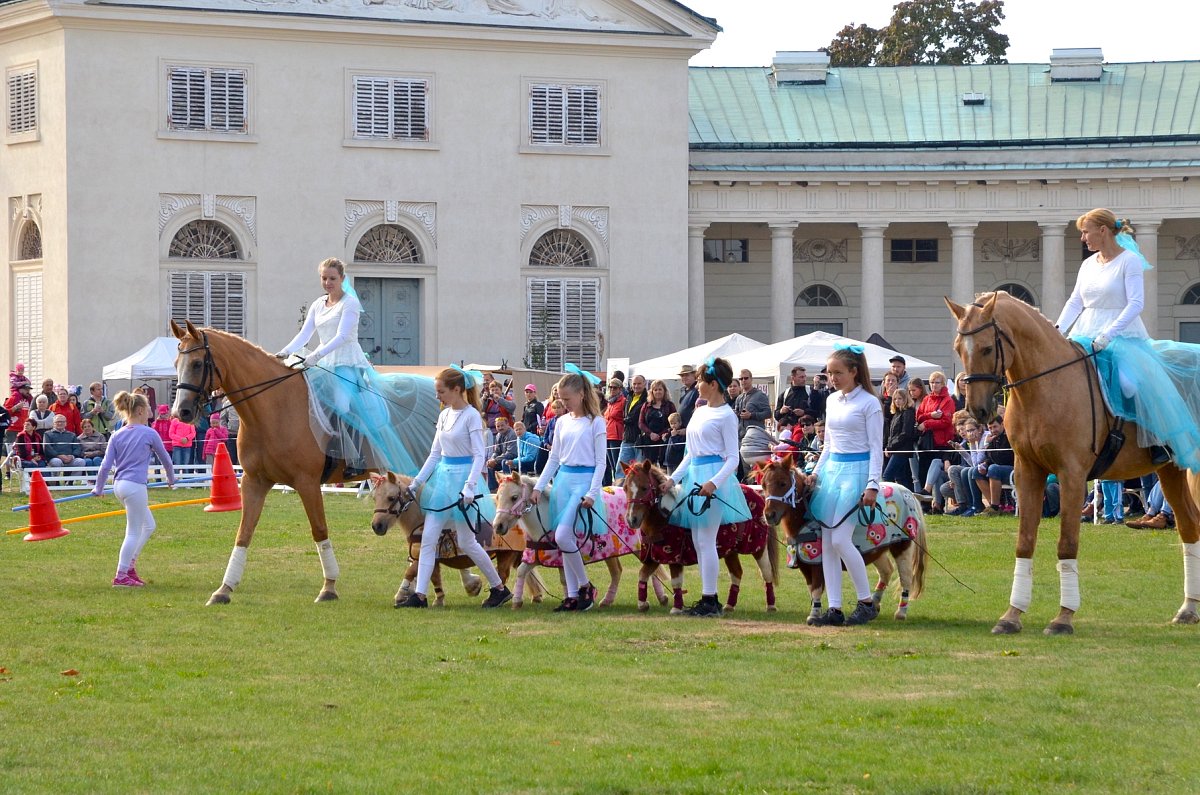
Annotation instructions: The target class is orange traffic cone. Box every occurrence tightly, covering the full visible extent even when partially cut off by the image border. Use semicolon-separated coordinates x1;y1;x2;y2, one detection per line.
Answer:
24;470;70;542
205;443;242;513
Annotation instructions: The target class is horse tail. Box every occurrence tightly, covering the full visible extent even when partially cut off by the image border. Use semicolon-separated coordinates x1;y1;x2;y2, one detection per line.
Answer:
910;507;929;599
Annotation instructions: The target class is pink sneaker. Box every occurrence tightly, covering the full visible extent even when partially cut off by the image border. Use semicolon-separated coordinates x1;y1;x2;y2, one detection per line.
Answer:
112;572;144;588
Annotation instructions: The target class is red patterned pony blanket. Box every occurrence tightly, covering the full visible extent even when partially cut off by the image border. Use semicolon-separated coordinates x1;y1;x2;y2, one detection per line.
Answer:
636;485;769;566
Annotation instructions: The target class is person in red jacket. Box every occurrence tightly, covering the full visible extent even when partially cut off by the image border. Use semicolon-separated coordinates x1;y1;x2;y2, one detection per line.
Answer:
915;370;956;490
4;383;34;449
50;385;82;435
152;405;174;455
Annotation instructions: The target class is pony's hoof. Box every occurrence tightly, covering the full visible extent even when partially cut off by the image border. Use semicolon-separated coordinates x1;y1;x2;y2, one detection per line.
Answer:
464;577;483;597
1043;621;1074;636
512;599;524;609
766;604;778;613
723;605;736;614
600;597;615;608
433;596;445;607
314;590;339;603
1172;609;1200;625
532;594;543;604
871;594;884;610
637;601;650;613
206;592;231;606
991;619;1022;635
893;611;908;621
669;607;684;615
657;594;670;607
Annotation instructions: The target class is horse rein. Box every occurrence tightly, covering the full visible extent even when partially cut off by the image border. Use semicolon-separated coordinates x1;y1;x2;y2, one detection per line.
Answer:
176;331;302;417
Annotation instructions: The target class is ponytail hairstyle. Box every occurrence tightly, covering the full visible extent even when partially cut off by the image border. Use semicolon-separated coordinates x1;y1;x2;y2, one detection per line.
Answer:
112;390;150;422
1076;208;1135;238
827;346;876;397
556;372;601;418
437;367;482;414
698;356;734;405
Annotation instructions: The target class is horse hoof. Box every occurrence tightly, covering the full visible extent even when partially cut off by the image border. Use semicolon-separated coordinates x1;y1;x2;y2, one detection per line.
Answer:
871;595;883;610
433;596;445;607
1043;622;1074;636
991;619;1022;635
206;592;231;606
532;595;543;604
805;615;819;626
637;601;649;613
657;595;670;607
314;590;338;603
600;597;615;608
723;605;736;614
512;599;524;609
669;607;684;615
893;611;907;621
1172;609;1200;625
465;578;483;597
766;605;778;613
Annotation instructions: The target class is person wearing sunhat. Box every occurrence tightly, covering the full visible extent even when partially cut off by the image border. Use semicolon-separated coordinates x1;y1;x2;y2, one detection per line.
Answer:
889;354;911;389
677;364;700;428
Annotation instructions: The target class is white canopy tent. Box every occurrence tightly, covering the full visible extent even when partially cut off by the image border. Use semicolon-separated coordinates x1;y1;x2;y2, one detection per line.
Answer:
629;333;765;382
101;337;180;383
730;331;942;381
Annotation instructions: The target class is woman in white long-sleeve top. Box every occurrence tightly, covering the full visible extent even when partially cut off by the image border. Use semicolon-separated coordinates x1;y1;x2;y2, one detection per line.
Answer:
531;367;608;613
667;356;751;617
397;366;512;609
805;344;882;627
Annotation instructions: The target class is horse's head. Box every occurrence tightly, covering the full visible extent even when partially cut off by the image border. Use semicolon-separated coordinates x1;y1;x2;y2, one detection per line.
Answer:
368;471;421;538
757;455;809;532
170;319;220;424
622;459;675;536
493;471;534;536
946;292;1007;425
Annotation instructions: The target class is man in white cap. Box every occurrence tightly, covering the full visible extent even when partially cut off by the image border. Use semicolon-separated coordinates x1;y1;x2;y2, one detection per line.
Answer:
677;364;699;427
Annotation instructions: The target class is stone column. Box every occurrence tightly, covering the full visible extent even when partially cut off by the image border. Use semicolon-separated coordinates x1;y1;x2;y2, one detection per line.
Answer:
949;222;978;306
859;224;887;339
687;224;708;345
769;222;799;342
1138;220;1162;336
1038;221;1068;320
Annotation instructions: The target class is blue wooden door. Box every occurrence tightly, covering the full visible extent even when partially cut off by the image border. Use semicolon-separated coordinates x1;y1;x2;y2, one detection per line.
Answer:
355;277;420;366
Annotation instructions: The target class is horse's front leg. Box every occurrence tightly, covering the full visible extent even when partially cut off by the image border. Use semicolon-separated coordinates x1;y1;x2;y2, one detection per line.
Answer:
1156;466;1200;624
670;565;685;614
994;459;1052;634
207;474;273;606
395;556;418;606
891;546;914;620
599;557;622;607
724;554;743;613
637;561;655;612
802;566;825;625
753;545;777;612
513;561;533;608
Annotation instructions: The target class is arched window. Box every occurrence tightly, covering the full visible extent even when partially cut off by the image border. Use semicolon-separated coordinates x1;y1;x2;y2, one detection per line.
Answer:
16;221;42;260
169;220;240;259
354;224;423;264
995;282;1036;305
795;284;843;307
1182;283;1200;305
529;229;593;268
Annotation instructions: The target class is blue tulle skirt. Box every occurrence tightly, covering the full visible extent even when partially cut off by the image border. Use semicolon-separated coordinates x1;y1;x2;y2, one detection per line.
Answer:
810;453;882;528
673;455;751;530
548;466;607;535
304;365;439;475
1074;335;1200;471
418;456;497;525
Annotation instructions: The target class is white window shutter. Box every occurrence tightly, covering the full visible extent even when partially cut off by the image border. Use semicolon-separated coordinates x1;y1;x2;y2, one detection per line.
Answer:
392;79;428;141
170;271;246;334
530;84;565;146
209;69;247;133
14;272;43;383
354;76;391;138
527;277;599;371
566;85;600;146
167;67;207;130
6;69;37;134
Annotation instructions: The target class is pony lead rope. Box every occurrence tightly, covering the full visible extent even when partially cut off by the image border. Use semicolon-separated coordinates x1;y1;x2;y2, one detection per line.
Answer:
316;538;340;581
1010;557;1033;612
1057;558;1080;612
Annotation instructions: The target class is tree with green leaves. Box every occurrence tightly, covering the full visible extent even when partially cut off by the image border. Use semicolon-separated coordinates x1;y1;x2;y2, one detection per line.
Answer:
826;0;1009;67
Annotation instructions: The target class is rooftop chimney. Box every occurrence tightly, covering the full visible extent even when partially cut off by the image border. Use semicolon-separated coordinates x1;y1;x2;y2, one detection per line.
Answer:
772;51;830;85
1050;48;1104;82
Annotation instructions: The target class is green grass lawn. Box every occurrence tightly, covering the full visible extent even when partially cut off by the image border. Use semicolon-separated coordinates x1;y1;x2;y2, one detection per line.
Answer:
1;487;1197;794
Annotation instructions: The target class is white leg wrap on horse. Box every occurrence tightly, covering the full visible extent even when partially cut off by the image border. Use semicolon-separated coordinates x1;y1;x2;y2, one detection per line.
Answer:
1010;557;1033;612
1057;558;1080;612
223;546;248;589
316;539;339;581
1184;542;1200;601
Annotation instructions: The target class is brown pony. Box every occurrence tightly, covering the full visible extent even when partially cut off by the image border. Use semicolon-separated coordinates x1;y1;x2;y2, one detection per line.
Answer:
368;472;534;606
622;459;779;614
169;320;436;606
757;456;927;623
948;291;1200;633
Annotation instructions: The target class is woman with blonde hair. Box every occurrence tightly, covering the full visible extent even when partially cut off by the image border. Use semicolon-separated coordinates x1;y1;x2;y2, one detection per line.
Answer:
882;386;917;489
637;379;676;466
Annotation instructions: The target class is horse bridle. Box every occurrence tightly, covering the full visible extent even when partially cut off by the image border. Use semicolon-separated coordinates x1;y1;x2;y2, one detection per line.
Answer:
764;468;808;512
175;332;223;414
373;486;416;522
956;302;1100;392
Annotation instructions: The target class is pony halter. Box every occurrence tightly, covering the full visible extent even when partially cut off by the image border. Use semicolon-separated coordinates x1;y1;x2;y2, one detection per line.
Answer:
764;468;805;509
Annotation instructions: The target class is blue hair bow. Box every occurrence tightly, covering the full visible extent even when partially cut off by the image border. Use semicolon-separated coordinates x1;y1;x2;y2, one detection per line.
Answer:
449;363;483;390
833;342;865;354
564;362;601;386
704;357;727;391
1115;231;1153;272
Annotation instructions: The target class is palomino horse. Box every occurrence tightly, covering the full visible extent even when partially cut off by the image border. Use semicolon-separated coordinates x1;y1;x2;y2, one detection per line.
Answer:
622;460;780;614
368;472;535;606
757;457;928;623
948;291;1200;633
169;320;436;605
492;472;665;608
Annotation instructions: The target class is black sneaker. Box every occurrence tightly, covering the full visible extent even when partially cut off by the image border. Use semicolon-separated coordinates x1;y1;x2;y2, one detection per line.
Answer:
810;607;845;626
575;584;596;612
553;597;578;612
481;585;513;609
684;596;724;618
845;600;879;625
396;593;428;609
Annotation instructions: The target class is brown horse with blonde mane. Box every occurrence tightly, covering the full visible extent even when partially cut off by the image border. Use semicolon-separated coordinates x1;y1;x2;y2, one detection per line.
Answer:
169;320;436;606
947;291;1200;633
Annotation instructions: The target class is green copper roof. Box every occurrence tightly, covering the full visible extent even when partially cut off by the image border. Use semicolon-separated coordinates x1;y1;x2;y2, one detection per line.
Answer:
689;62;1200;149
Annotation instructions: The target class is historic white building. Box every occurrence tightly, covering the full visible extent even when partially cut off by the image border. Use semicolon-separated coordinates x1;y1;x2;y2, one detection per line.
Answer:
1;0;717;384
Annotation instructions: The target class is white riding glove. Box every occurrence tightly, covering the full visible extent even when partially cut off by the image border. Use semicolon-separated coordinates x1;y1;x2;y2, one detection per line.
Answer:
1092;333;1112;351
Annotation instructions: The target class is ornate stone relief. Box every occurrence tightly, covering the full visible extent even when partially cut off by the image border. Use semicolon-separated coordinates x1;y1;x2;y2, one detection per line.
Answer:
1175;235;1200;261
792;238;847;263
159;193;257;242
344;200;437;247
979;238;1040;262
520;204;608;250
